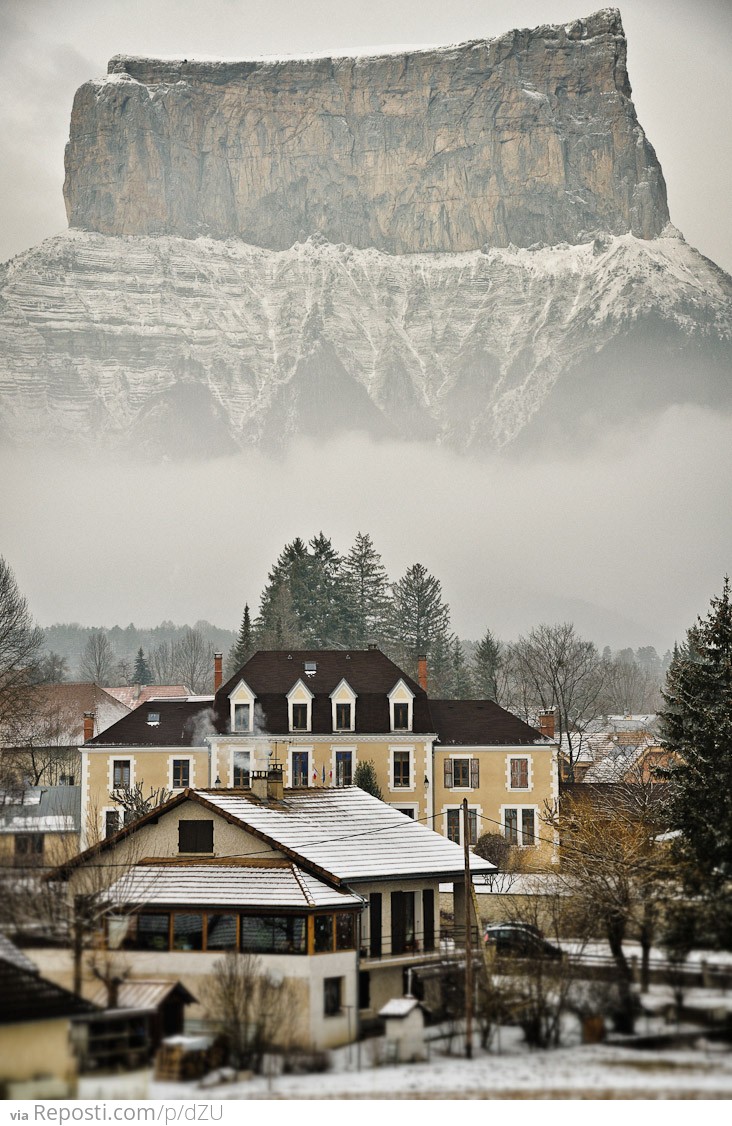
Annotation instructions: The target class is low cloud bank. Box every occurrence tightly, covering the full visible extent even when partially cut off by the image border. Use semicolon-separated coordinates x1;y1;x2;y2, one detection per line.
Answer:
1;403;729;652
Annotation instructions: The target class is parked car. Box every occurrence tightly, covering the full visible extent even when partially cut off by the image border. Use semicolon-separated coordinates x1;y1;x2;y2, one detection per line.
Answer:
483;923;563;960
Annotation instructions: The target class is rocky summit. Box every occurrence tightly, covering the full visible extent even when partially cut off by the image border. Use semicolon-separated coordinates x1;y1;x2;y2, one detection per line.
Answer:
0;9;730;458
65;9;667;253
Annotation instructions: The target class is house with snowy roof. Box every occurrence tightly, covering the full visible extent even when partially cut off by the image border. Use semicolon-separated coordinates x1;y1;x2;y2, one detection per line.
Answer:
79;648;557;864
49;780;492;1049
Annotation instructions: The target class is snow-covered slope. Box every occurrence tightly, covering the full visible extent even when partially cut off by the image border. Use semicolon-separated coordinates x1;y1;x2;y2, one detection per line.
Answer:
0;226;729;456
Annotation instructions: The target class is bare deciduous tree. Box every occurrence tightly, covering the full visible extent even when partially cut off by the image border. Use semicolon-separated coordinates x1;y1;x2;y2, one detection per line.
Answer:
0;556;43;744
502;623;607;783
204;951;293;1071
79;631;116;685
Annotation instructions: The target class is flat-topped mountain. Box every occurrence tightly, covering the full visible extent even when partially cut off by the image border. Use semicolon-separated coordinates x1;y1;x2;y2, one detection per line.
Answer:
0;10;728;458
64;8;668;253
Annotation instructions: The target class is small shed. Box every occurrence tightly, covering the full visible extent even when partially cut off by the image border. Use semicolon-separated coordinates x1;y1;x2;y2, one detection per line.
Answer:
378;997;427;1063
87;979;196;1057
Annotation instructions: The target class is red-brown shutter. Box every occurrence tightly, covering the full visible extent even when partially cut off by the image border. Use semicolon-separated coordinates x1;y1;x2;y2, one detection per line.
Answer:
470;758;480;788
444;759;453;788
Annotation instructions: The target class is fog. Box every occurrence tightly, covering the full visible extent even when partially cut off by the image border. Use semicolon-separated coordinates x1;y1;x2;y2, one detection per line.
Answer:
2;403;730;652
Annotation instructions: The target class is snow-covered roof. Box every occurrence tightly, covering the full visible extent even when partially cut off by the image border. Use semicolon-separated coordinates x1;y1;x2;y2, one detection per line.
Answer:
88;979;195;1011
379;997;422;1018
105;859;363;910
0;786;80;834
200;787;493;883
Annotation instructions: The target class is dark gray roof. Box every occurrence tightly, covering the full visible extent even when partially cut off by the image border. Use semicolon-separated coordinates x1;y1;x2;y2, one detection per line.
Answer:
0;786;81;833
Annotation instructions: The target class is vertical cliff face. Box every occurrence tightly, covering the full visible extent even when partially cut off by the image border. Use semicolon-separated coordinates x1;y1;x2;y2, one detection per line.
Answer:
63;8;668;253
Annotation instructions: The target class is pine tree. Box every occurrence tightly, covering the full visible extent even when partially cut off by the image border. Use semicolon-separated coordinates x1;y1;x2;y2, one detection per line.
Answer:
341;531;392;648
133;647;151;684
388;562;451;676
227;604;254;675
353;760;383;800
473;628;502;699
661;578;732;890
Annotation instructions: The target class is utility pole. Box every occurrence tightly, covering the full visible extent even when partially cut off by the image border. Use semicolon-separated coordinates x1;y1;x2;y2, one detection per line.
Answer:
463;797;473;1059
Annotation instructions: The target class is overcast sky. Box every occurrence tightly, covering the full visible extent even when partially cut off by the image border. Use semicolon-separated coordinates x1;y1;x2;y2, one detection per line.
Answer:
0;0;730;652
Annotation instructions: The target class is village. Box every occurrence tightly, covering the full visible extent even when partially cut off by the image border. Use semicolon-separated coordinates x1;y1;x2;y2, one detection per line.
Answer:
1;576;731;1100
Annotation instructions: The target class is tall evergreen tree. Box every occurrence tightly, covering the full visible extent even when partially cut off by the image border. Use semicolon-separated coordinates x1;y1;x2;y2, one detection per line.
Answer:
388;562;451;677
473;628;502;699
341;532;392;648
304;533;348;646
227;604;254;674
661;578;732;892
133;647;151;684
353;759;383;800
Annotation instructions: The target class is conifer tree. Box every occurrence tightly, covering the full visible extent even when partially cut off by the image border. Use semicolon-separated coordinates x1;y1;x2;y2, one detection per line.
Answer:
661;578;732;891
353;759;383;800
473;628;502;699
227;604;254;674
342;531;392;648
133;647;151;684
388;562;451;677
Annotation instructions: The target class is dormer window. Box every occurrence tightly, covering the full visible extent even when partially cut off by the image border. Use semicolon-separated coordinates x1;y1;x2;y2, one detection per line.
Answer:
393;703;409;730
287;679;314;733
292;703;308;731
304;661;317;677
388;680;414;733
234;703;251;732
228;679;256;735
330;679;357;733
147;711;160;726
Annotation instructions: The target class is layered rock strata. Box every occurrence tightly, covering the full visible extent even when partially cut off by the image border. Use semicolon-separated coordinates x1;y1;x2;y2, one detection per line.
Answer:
64;8;668;253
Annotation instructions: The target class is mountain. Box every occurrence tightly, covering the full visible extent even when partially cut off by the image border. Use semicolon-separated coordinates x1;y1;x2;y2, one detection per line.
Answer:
0;9;729;457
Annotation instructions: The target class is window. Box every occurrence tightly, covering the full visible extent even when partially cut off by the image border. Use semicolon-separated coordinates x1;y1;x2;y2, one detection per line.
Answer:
291;703;308;731
447;808;478;844
392;750;411;788
173;913;204;951
335;913;356;951
391;890;415;954
324;977;342;1016
292;750;309;787
178;819;213;853
444;758;479;789
172;759;189;788
335;703;351;730
234;703;250;732
105;810;120;838
14;833;43;864
510;758;529;789
522;808;536;846
504;807;536;846
395;806;415;819
393;702;409;730
314;914;334;953
233;750;250;787
240;915;306;955
147;711;160;726
59;773;75;786
206;914;238;950
112;760;131;789
128;913;170;951
335;750;352;787
453;758;470;788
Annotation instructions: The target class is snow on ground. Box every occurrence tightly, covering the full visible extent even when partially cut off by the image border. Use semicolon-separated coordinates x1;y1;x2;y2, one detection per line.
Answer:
150;1024;732;1102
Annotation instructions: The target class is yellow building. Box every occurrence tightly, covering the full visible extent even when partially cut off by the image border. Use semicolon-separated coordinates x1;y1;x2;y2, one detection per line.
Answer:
81;649;557;864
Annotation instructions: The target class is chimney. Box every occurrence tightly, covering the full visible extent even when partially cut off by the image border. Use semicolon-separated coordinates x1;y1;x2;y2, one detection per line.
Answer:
250;770;268;801
83;711;95;743
214;652;223;693
538;710;556;741
267;765;284;802
418;654;428;693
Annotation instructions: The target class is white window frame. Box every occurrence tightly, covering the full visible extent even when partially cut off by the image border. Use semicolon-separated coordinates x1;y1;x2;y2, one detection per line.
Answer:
505;754;533;792
389;745;415;792
331;746;356;787
388;680;414;733
231;747;251;787
500;804;540;847
169;755;194;791
330;679;357;732
108;755;135;794
228;679;256;734
441;803;482;846
289;746;313;787
287;680;314;733
391;802;419;820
